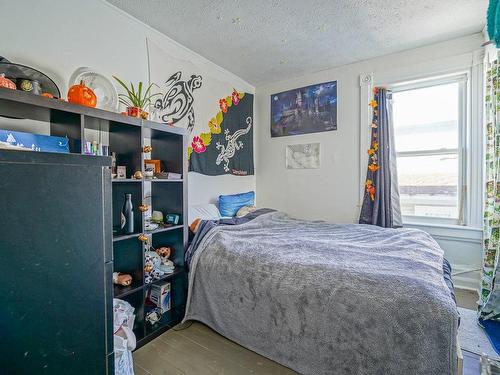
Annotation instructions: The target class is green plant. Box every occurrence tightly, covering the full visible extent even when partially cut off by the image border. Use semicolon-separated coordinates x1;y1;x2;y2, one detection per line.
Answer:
113;76;161;110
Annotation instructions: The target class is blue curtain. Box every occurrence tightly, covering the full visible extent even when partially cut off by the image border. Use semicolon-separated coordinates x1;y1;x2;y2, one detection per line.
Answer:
359;88;401;228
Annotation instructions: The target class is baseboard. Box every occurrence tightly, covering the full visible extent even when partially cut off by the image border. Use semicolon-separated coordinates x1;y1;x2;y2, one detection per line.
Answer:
452;264;481;291
451;266;482;291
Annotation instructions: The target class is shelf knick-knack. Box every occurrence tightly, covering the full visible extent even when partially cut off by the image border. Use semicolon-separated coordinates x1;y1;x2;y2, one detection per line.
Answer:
139;204;149;212
121;194;134;234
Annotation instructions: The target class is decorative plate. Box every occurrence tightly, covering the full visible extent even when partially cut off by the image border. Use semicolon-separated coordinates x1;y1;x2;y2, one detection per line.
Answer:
69;67;118;111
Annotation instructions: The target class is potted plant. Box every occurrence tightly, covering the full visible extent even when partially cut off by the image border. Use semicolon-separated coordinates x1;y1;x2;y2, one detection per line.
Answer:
113;76;160;119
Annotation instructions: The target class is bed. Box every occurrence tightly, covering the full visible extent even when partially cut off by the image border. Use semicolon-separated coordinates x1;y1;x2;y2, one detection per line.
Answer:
183;209;459;375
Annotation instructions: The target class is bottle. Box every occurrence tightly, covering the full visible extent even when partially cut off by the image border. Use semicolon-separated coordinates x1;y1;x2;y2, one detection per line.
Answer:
121;194;134;234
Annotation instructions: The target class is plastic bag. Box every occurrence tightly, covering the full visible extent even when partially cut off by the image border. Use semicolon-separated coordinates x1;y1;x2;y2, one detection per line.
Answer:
114;298;136;375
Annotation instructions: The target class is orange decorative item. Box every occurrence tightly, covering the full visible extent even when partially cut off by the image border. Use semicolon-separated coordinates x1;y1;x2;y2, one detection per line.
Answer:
0;74;16;90
67;80;97;107
126;106;149;119
41;92;54;98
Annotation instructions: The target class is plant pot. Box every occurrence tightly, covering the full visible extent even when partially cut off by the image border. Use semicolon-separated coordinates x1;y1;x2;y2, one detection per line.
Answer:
126;106;148;119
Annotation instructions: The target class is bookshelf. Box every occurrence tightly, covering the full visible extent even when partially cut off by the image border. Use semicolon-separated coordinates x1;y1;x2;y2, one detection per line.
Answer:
0;88;189;351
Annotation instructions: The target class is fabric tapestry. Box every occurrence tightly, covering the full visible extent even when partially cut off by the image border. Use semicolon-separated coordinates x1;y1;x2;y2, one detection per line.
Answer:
480;52;500;320
359;87;401;227
147;38;254;177
188;92;254;176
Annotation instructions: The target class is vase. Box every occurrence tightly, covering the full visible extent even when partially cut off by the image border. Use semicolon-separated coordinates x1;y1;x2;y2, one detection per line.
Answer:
121;193;134;234
126;106;148;119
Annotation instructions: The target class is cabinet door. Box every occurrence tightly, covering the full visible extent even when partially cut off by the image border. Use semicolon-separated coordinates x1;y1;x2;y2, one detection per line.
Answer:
0;160;110;374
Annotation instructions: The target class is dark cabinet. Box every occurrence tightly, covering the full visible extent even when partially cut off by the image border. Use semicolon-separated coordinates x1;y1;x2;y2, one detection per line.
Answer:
0;150;113;374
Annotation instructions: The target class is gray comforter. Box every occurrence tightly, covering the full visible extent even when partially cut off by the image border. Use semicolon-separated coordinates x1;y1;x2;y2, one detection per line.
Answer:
184;211;458;375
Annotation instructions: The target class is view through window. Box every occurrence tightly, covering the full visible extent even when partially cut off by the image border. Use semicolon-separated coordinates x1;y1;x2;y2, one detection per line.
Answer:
392;79;464;222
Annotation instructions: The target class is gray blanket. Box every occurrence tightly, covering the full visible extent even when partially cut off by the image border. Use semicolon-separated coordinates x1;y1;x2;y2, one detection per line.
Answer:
184;211;458;375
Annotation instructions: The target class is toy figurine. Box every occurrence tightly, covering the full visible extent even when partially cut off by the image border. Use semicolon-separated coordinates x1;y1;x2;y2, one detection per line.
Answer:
113;272;132;286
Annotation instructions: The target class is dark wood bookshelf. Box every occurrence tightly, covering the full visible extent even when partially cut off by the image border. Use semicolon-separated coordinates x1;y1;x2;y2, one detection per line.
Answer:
0;87;189;352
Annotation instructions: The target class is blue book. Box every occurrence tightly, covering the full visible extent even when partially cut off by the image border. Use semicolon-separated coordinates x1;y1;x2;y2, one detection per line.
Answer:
0;130;69;153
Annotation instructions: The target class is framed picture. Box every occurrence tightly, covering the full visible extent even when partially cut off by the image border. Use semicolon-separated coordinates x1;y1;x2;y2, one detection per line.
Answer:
271;81;337;137
145;159;161;174
286;143;320;169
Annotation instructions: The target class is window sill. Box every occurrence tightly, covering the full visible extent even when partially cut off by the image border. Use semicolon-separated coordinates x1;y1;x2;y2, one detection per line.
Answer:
403;221;482;243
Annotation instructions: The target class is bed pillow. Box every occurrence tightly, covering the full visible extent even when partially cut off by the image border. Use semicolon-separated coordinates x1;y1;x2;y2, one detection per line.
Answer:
219;191;255;217
236;205;257;218
188;204;221;226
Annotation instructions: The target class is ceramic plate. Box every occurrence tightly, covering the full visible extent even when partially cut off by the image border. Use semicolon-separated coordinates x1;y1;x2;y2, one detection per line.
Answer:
69;67;118;111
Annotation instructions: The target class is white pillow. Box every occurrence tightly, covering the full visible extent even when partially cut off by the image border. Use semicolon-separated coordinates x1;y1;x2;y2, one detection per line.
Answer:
188;204;221;225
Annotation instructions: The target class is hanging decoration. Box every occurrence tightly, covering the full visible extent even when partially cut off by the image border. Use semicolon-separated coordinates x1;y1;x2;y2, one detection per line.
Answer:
188;89;254;176
147;38;254;176
364;87;381;201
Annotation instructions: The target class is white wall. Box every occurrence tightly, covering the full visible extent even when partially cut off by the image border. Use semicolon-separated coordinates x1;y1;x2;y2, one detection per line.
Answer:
255;33;484;289
0;0;255;206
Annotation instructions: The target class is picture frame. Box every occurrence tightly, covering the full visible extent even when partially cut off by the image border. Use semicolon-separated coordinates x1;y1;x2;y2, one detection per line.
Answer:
116;165;127;179
145;159;161;174
271;81;337;137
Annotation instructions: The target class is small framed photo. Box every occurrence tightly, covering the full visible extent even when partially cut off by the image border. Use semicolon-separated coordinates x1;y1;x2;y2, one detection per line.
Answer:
145;159;161;174
117;166;127;179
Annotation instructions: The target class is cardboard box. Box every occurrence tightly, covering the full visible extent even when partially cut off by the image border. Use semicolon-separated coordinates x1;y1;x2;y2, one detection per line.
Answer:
150;283;171;313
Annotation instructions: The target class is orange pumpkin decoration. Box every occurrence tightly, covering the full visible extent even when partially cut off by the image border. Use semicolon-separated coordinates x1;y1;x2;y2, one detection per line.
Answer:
0;74;16;90
67;80;97;107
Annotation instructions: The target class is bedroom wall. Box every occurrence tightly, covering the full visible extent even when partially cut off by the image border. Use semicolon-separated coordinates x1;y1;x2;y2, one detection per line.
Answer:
255;33;484;290
0;0;255;206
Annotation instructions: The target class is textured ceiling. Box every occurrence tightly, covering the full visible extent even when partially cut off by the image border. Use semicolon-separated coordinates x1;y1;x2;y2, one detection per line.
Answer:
107;0;487;85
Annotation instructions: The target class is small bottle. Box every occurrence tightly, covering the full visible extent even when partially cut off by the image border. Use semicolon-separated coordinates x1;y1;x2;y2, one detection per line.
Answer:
121;194;134;234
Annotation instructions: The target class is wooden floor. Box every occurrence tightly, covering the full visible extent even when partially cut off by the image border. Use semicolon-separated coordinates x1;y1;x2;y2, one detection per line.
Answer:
134;288;482;374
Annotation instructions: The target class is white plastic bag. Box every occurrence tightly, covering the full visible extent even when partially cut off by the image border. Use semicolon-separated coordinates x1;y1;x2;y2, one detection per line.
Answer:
113;298;136;375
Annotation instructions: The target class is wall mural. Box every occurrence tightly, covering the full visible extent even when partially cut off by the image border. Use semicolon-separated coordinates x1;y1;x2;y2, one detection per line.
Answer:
153;71;202;133
147;39;254;176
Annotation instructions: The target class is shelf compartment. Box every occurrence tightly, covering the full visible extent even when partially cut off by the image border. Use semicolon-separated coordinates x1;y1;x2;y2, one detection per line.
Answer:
112;178;142;183
151;182;184;226
144;267;185;288
112;182;143;236
120;289;146;342
146;224;183;236
149;179;183;183
113;237;143;288
151;227;185;268
114;280;143;299
142;305;186;345
112;233;141;242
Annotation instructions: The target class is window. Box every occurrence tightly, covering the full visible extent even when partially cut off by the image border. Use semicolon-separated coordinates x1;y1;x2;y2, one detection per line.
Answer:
391;74;467;225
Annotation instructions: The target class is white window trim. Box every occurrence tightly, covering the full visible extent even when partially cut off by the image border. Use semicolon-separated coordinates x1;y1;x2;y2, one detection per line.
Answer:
359;48;484;231
390;73;467;226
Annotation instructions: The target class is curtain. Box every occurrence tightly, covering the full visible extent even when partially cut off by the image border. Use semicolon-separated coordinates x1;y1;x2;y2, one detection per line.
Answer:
359;87;402;228
480;53;500;320
488;0;500;48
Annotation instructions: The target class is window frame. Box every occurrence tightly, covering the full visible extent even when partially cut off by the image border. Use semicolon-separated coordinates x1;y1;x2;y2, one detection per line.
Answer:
388;72;469;226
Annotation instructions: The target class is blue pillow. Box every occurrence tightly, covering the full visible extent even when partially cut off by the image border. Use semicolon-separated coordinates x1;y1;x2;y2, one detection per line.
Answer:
219;191;255;217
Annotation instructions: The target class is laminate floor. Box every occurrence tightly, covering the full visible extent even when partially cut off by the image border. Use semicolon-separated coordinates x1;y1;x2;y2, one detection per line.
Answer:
134;288;483;374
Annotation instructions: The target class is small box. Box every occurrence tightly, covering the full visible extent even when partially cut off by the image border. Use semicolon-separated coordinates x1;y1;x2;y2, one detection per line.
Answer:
150;283;171;313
